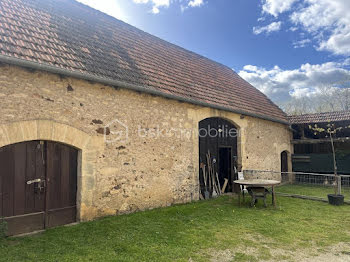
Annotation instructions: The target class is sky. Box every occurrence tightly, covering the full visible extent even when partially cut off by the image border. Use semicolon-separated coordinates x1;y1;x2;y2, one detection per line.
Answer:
76;0;350;104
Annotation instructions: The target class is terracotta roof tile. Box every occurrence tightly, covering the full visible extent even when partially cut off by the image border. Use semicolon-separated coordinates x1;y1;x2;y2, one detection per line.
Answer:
0;0;287;123
288;111;350;124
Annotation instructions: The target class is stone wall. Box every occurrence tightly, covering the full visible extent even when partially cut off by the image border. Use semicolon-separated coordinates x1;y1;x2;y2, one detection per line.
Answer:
0;64;292;220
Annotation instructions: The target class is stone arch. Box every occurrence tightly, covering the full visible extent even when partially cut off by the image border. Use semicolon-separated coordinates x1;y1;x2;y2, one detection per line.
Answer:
198;116;242;167
0;119;104;221
280;150;292;182
198;117;241;196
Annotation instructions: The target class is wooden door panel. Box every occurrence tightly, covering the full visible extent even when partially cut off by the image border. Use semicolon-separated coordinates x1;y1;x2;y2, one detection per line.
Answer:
5;212;45;236
25;142;37;214
46;142;77;228
1;145;15;217
0;151;2;217
0;146;6;217
60;146;70;208
47;206;76;228
0;141;46;236
69;149;78;207
0;141;77;235
34;142;46;212
13;143;26;216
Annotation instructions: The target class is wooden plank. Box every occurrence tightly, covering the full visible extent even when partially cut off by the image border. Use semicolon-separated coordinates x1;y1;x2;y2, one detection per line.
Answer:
60;145;70;208
47;206;76;228
13;143;26;216
5;212;45;236
0;146;5;217
2;145;14;217
25;142;36;214
46;142;58;210
69;147;78;206
46;142;77;227
34;141;45;212
221;178;228;193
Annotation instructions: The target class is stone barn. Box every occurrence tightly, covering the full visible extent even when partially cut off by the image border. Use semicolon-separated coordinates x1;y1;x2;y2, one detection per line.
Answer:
0;0;292;235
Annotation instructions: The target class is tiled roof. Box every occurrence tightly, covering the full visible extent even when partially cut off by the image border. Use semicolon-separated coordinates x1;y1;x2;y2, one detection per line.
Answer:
288;111;350;124
0;0;288;123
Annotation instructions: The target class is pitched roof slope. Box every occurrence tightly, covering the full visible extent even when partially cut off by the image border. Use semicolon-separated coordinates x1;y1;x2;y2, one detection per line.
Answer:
289;111;350;124
0;0;288;123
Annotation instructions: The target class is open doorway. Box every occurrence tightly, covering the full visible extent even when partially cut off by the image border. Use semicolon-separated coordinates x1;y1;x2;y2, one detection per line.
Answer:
199;117;239;198
218;147;232;193
281;150;289;182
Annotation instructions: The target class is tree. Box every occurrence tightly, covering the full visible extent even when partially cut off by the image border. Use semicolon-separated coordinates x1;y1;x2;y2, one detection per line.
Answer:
308;123;350;195
280;75;350;115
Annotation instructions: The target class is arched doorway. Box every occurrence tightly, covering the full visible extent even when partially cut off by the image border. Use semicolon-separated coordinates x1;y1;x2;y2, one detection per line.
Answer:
0;140;78;236
199;117;239;197
281;150;289;182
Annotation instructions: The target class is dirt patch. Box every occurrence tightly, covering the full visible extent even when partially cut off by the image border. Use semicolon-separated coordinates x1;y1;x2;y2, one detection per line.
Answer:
207;234;350;262
296;242;350;262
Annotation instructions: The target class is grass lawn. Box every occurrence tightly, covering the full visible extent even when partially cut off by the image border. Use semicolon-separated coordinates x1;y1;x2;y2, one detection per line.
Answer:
276;184;350;199
1;195;350;262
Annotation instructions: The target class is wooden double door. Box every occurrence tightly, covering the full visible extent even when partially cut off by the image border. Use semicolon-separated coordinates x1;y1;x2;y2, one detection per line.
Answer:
0;141;78;236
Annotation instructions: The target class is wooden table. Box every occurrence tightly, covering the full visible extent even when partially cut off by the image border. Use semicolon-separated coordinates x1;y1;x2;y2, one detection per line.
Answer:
233;179;281;207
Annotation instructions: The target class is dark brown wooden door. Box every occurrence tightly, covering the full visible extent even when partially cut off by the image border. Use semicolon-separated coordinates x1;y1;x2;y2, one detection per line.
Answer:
46;141;77;228
0;141;46;235
0;141;77;236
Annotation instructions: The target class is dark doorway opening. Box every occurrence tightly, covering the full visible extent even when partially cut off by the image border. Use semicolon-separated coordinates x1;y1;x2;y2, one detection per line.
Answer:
219;147;232;193
199;117;239;198
0;140;78;236
281;151;289;182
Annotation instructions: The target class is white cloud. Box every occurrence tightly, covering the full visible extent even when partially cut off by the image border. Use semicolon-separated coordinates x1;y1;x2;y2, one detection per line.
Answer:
238;61;350;102
290;0;350;56
258;0;350;56
293;38;311;48
77;0;129;22
133;0;204;13
133;0;170;13
188;0;204;7
253;21;282;35
262;0;297;17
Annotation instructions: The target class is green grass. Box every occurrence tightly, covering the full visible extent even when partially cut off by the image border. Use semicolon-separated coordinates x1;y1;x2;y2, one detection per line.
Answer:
1;196;350;262
276;184;350;199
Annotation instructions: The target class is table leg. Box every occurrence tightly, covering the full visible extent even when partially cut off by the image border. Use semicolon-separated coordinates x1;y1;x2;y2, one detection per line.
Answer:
238;189;241;207
272;186;276;207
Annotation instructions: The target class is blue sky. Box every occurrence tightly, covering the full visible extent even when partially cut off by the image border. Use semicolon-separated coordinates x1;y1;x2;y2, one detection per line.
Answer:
77;0;350;104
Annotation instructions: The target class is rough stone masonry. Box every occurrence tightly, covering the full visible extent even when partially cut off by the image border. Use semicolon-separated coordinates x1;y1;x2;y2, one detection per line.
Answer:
0;64;292;220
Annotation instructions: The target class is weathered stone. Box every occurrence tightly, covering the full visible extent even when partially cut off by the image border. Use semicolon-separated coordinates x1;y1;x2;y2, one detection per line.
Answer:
67;84;74;92
0;65;292;223
91;119;103;124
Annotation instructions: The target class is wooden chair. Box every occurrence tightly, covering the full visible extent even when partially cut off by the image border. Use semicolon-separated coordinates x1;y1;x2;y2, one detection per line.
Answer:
237;172;248;202
247;187;270;207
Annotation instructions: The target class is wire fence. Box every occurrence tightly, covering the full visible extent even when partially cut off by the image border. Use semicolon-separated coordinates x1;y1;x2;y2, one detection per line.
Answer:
243;170;350;203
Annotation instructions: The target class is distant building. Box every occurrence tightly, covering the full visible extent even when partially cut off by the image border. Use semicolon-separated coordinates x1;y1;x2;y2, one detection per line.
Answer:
289;111;350;175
